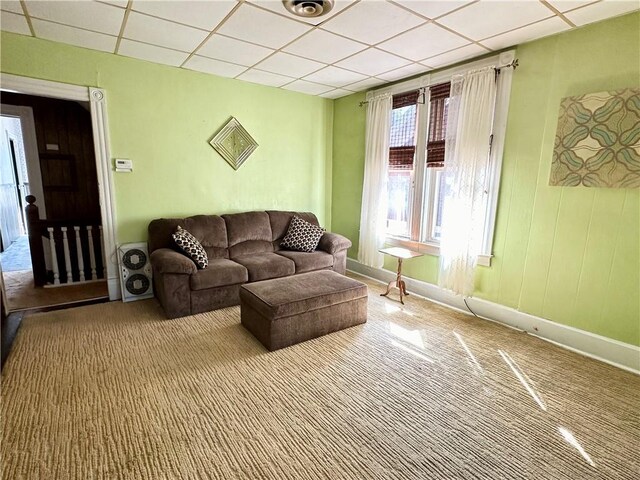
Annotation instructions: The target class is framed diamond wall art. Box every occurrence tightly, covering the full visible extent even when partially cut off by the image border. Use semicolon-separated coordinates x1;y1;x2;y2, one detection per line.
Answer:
209;117;258;170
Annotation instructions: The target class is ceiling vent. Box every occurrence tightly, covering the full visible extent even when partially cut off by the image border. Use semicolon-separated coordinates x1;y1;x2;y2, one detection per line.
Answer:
283;0;335;18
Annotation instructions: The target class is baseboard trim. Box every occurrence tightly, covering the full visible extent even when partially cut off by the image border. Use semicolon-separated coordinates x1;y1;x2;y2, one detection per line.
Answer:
347;258;640;374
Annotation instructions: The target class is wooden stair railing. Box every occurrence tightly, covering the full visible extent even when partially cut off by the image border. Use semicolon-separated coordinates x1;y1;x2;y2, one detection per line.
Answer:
25;195;105;287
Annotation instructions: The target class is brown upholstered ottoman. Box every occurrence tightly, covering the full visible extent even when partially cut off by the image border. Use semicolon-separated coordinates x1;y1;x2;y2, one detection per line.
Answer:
240;270;368;351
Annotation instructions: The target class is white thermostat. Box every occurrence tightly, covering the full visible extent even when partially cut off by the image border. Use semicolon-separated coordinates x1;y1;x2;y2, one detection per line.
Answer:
115;158;133;172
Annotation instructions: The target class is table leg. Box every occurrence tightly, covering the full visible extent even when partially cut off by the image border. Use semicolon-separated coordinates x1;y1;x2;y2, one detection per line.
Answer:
397;258;405;304
380;279;395;297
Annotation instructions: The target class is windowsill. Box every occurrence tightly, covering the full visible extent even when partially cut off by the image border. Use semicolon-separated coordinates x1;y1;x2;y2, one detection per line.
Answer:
385;235;493;267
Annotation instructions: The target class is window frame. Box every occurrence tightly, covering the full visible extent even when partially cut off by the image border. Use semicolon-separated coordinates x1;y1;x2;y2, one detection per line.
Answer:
373;50;516;267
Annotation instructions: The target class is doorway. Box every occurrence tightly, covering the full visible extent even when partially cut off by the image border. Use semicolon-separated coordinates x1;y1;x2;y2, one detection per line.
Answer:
0;74;119;306
0;95;109;312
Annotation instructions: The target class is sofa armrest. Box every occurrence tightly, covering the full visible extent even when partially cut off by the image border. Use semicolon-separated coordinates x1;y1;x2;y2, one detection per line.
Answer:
150;248;197;275
317;232;352;255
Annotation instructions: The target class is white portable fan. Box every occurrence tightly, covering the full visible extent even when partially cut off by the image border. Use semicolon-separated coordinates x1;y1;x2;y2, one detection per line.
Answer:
118;242;153;302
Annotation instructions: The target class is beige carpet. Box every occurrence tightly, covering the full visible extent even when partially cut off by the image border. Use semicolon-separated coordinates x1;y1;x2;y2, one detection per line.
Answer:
2;274;639;479
3;270;108;311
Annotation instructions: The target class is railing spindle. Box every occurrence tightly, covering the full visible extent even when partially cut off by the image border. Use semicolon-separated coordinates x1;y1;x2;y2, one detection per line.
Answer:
74;226;85;282
47;227;60;285
87;225;97;280
61;227;72;284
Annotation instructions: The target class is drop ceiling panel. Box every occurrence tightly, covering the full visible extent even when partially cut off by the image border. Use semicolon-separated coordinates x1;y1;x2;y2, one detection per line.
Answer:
237;69;293;87
183;55;247;78
394;1;474;19
101;1;128;8
130;0;237;31
32;19;117;53
119;39;190;67
197;34;274;67
249;0;355;26
124;12;209;53
335;48;411;77
282;80;333;95
378;23;469;61
217;3;310;49
283;29;367;64
482;17;571;50
25;0;125;35
377;63;428;82
321;1;424;45
421;44;488;69
343;77;388;92
254;52;324;78
320;88;353;99
565;1;639;26
0;11;30;35
545;1;598;13
303;66;368;88
0;1;23;14
438;1;553;41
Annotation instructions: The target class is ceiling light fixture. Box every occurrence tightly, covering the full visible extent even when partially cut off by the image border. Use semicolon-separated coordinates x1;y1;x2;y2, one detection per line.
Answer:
283;0;335;18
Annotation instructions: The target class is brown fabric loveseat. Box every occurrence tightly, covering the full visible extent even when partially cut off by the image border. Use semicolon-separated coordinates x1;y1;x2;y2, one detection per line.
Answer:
148;211;352;319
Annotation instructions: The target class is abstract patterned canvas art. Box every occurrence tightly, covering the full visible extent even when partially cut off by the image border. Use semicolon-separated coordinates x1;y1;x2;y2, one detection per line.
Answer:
550;88;640;188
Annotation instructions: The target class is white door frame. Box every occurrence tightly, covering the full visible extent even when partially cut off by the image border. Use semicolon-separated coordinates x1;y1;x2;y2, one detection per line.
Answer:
0;73;121;300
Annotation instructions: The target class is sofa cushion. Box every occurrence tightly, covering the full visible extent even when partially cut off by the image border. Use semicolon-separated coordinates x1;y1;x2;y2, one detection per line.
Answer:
267;210;319;241
280;216;325;253
223;211;274;258
233;253;295;282
148;215;228;259
276;250;333;273
173;226;208;269
190;258;248;291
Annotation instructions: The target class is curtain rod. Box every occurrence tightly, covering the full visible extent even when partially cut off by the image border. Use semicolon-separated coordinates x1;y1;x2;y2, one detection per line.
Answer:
358;58;519;107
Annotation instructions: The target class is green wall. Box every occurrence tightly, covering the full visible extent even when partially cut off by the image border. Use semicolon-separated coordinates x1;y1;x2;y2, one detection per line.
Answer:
0;32;333;242
332;13;640;346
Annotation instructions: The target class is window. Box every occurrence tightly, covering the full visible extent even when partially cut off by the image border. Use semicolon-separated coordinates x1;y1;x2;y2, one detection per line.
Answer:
386;91;419;238
385;82;452;245
375;52;514;265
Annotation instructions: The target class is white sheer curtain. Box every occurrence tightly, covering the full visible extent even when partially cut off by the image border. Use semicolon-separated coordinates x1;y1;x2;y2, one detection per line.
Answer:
358;93;392;268
439;67;497;296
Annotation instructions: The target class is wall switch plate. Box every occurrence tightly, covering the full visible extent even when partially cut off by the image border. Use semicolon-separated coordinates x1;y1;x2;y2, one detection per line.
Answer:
115;158;133;172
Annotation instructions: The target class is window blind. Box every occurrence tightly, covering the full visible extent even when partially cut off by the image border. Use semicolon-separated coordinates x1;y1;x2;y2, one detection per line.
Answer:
389;90;419;170
426;82;451;168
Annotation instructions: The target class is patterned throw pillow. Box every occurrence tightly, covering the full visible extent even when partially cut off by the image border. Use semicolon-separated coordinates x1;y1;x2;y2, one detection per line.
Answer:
280;216;325;253
172;226;208;269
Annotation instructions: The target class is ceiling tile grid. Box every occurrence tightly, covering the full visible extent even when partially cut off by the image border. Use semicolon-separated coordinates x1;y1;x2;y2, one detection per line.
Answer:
25;0;125;35
197;34;274;67
1;1;24;15
130;0;237;31
118;38;190;67
32;18;117;53
216;3;310;49
1;1;637;99
1;10;31;35
183;55;247;78
377;22;470;61
123;11;210;53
